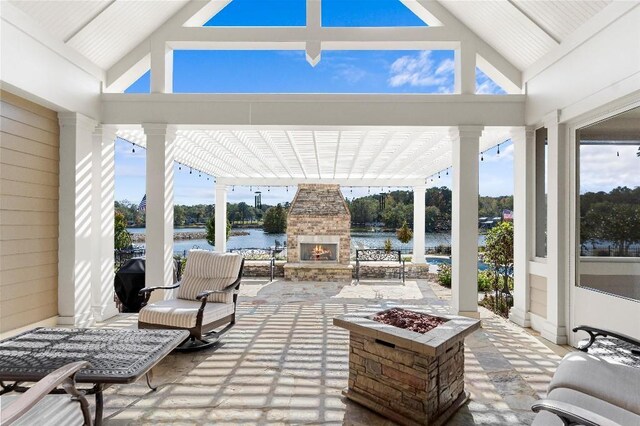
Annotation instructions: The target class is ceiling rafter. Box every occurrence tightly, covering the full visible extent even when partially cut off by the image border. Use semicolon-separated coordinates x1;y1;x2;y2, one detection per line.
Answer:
357;131;397;179
311;131;322;179
200;131;267;178
285;131;308;179
231;130;282;178
258;131;297;179
375;131;432;178
177;132;248;177
391;136;450;179
184;131;250;176
347;131;368;180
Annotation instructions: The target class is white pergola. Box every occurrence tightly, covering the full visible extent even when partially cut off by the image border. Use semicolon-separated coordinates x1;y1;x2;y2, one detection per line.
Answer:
2;0;638;345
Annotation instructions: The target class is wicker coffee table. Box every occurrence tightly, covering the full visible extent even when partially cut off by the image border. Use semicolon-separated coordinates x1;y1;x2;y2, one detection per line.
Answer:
0;327;188;425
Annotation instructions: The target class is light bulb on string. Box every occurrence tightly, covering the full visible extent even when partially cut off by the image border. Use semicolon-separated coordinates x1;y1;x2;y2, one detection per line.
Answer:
481;152;484;162
232;186;235;192
446;168;449;176
179;164;182;171
189;168;192;175
286;186;289;192
368;187;371;194
617;151;620;157
497;144;500;155
131;143;135;153
267;186;270;192
438;172;441;179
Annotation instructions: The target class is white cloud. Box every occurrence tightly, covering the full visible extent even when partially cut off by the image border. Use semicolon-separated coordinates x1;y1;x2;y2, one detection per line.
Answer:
388;51;454;88
475;69;505;95
579;145;640;193
333;63;368;84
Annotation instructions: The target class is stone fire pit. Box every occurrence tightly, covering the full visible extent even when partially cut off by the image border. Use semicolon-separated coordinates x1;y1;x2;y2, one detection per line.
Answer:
334;307;481;426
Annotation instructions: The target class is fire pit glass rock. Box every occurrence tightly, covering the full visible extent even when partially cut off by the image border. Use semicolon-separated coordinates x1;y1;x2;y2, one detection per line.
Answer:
334;307;481;426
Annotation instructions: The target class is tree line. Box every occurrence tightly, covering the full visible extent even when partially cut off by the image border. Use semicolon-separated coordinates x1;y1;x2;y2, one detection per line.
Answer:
580;186;640;256
115;188;516;235
345;188;513;231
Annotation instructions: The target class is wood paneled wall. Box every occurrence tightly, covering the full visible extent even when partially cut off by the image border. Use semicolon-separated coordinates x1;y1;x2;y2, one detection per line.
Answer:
0;90;59;332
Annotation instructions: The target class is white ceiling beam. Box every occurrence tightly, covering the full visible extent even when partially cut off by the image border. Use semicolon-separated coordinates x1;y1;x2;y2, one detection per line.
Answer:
358;131;396;178
217;177;425;187
375;132;432;178
105;0;212;92
258;131;297;179
63;0;116;43
398;0;443;26
230;131;281;177
311;131;322;179
306;0;321;66
101;93;526;127
183;0;234;27
166;25;455;46
391;136;450;179
411;0;522;91
285;131;308;179
347;131;367;179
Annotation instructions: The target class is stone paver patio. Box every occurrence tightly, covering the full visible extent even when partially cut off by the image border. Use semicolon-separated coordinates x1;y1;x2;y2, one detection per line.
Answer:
97;279;570;425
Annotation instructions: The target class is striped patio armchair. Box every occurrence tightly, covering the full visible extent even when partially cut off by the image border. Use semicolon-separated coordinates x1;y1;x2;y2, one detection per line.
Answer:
138;250;244;351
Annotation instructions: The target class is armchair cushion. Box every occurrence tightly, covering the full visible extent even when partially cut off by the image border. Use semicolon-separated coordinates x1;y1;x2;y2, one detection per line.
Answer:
139;299;234;328
549;351;640;414
177;251;243;303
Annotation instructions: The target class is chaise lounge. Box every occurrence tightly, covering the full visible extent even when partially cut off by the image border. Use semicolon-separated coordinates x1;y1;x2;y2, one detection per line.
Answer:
531;326;640;426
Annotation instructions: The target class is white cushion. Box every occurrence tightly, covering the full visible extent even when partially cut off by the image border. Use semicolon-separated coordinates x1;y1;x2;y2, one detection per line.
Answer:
549;351;640;414
177;251;242;302
139;299;234;328
1;394;85;426
532;388;640;426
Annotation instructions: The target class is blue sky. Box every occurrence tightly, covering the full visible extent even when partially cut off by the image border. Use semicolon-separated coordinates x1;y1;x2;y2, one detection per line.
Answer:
116;0;512;206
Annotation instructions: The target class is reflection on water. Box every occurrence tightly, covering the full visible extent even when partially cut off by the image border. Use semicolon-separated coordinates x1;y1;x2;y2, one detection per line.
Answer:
128;227;487;255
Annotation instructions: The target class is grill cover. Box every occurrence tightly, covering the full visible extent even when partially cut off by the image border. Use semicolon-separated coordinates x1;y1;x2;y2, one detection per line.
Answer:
114;258;180;313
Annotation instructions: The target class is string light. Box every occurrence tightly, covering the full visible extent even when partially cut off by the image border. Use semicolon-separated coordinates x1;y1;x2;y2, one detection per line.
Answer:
267;186;271;192
131;142;135;153
481;152;484;162
249;186;252;191
617;151;620;157
446;168;449;176
178;164;182;171
497;144;501;155
286;186;289;192
368;186;371;194
189;168;192;174
232;186;235;191
438;172;441;179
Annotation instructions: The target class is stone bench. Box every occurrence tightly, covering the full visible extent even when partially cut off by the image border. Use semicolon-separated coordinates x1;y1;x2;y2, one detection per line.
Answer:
531;326;640;426
355;249;405;283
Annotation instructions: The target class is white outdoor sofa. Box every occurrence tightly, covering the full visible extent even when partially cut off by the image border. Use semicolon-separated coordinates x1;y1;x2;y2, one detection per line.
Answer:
532;326;640;426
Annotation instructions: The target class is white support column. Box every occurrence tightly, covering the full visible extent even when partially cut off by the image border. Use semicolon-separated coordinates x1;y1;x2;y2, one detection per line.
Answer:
454;40;476;94
215;184;228;253
150;38;173;93
90;125;119;321
143;123;176;301
509;126;535;328
412;184;427;264
451;125;483;318
58;113;97;326
544;112;569;344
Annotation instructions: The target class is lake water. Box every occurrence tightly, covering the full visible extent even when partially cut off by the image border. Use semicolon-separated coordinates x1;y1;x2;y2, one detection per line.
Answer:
127;227;487;254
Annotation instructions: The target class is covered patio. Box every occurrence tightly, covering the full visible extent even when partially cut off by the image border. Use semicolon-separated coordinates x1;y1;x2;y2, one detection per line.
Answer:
1;0;639;424
97;278;567;424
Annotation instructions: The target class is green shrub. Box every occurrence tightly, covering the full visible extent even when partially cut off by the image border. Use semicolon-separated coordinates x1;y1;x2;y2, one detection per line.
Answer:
384;238;392;252
437;264;452;288
477;270;495;292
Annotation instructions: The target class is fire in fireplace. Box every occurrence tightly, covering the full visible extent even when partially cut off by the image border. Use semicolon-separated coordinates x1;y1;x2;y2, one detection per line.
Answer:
300;243;338;262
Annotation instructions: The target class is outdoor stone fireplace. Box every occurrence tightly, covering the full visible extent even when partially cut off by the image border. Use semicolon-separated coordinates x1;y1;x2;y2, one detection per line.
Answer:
285;184;352;281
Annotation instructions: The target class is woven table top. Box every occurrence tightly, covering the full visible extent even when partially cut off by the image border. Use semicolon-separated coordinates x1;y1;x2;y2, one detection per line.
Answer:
0;328;188;384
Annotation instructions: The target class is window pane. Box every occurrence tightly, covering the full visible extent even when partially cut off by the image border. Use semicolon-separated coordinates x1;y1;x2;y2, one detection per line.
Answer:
577;107;640;301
